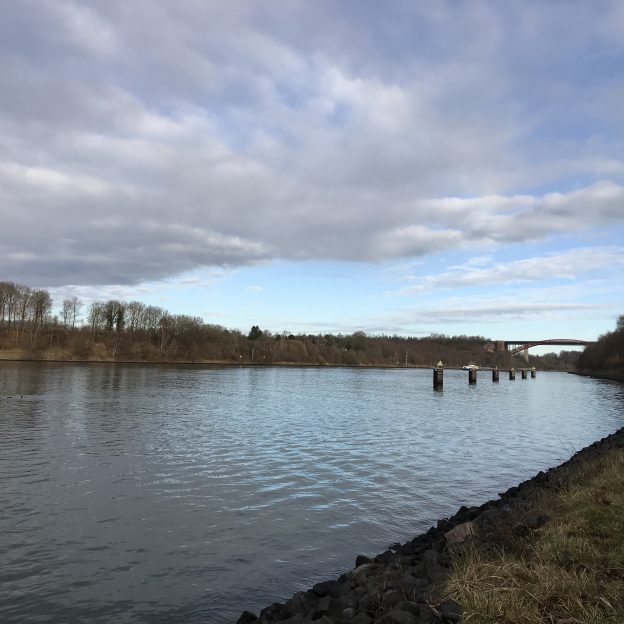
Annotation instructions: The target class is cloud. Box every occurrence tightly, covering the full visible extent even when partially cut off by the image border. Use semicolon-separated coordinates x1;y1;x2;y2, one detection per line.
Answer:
383;302;606;328
416;182;624;246
1;2;624;287
397;246;624;294
46;267;230;311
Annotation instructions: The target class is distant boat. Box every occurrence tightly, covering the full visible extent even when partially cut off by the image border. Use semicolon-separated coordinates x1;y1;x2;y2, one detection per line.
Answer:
462;363;479;370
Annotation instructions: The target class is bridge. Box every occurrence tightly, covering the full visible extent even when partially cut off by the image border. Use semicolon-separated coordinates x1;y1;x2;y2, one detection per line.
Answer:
495;339;594;361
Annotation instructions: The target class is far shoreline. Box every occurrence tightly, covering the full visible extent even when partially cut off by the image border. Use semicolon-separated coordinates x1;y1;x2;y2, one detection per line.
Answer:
569;369;624;383
0;354;561;373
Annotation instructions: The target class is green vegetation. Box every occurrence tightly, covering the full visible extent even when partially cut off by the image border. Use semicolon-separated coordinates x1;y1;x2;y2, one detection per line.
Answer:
0;280;577;368
577;315;624;373
446;449;624;623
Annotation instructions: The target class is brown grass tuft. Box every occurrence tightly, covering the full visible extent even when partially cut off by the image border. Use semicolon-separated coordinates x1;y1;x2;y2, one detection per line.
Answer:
446;449;624;623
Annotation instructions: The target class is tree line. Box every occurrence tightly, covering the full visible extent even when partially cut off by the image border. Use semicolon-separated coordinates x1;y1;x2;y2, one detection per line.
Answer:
0;280;579;369
577;316;624;372
0;281;53;349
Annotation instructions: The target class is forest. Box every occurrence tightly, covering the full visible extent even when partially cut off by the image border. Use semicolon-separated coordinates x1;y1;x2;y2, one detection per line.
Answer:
0;280;578;370
577;316;624;373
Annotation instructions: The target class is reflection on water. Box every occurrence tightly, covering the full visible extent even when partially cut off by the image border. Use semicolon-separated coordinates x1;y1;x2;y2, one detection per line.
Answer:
1;363;623;623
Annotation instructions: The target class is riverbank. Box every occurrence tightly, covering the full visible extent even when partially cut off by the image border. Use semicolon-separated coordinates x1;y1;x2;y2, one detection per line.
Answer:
238;426;624;624
0;350;562;372
0;352;434;370
571;369;624;382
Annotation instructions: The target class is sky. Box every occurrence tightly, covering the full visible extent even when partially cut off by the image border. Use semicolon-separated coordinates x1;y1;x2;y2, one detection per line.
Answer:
1;0;623;343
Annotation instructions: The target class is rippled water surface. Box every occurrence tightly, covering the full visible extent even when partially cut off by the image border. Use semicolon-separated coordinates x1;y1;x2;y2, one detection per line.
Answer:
1;363;623;623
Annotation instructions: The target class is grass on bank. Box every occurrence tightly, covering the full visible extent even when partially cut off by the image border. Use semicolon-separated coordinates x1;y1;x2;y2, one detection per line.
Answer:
446;449;624;623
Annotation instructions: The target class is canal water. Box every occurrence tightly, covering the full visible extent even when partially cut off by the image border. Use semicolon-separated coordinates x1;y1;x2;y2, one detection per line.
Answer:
1;362;623;623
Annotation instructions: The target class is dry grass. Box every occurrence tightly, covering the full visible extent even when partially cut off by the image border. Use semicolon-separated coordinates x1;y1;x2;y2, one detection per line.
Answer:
0;348;27;360
446;449;624;623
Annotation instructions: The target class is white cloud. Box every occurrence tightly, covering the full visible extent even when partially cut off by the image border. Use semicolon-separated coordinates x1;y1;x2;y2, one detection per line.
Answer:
397;247;624;294
48;0;120;58
0;161;114;195
1;1;623;288
383;302;606;327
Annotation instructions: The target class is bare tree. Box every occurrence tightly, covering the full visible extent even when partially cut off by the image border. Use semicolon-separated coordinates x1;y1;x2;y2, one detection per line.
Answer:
2;282;20;327
70;297;82;329
88;302;105;336
15;285;32;340
103;300;125;332
0;282;7;326
28;289;52;349
143;305;165;339
126;301;145;333
61;299;73;328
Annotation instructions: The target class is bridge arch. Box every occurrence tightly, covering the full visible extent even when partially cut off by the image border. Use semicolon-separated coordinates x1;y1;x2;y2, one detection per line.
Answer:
506;339;593;356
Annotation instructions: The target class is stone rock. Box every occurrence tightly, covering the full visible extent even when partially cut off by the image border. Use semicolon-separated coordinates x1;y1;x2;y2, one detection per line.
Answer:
348;563;375;584
357;594;369;612
312;580;336;597
436;518;452;532
236;611;258;624
310;595;331;619
398;574;428;602
339;595;359;610
453;505;479;522
393;601;421;616
422;550;445;583
280;591;315;619
416;605;436;624
353;613;372;624
374;550;395;565
474;507;500;527
258;602;282;621
342;607;357;619
438;599;462;622
381;589;402;610
444;522;476;545
330;580;356;598
373;610;417;624
353;585;367;598
356;554;373;567
503;486;519;498
413;577;430;596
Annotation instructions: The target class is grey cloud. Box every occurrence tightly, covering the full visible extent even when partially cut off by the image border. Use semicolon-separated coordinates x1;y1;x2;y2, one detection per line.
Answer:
417;182;624;246
1;1;624;287
386;303;605;326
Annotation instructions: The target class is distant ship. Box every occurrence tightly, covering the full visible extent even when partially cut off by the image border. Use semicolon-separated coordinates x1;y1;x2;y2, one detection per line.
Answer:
462;363;479;370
